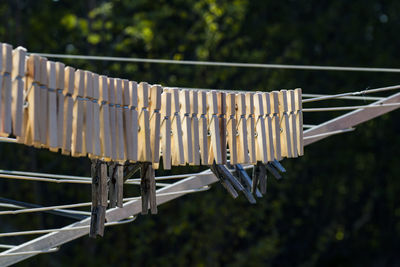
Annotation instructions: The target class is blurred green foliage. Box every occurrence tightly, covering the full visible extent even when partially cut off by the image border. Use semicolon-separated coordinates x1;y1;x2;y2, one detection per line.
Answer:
1;0;400;266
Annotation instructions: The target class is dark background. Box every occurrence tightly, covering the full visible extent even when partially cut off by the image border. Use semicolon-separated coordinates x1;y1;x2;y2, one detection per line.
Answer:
1;0;400;266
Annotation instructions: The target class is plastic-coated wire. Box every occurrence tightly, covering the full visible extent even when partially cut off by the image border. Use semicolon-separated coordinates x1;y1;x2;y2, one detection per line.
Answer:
0;218;136;237
302;85;400;103
0;248;59;257
303;102;400;112
302;94;383;101
303;128;355;140
29;52;400;73
0;245;15;249
0;186;211;216
303;124;317;128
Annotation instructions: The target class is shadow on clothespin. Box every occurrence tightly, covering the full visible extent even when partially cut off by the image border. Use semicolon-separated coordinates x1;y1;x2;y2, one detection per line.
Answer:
108;161;124;208
90;159;108;238
140;162;157;215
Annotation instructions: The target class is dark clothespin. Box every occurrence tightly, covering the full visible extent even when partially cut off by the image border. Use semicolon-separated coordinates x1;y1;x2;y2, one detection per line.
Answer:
140;162;157;215
272;159;286;173
210;162;238;198
234;164;262;198
90;159;108;238
108;161;124;208
265;160;286;180
252;162;267;195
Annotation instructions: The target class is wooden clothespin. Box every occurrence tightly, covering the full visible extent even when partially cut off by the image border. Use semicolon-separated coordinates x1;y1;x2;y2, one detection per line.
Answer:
190;90;200;165
294;88;304;156
270;91;282;160
108;161;124;208
218;92;227;164
122;79;134;161
198;91;208;165
114;79;125;161
24;55;41;146
89;159;108;238
278;90;293;158
263;92;275;162
265;162;282;180
245;93;256;164
98;75;111;160
46;61;58;151
71;69;85;157
287;90;297;158
207;91;222;165
55;62;65;150
129;81;138;162
140;162;157;214
149;85;162;166
226;93;238;164
0;43;12;137
137;82;152;162
62;66;75;155
209;161;238;198
254;93;268;163
11;46;26;139
160;91;172;169
179;89;193;164
234;164;262;199
39;57;48;146
235;93;249;164
82;71;94;156
166;88;184;166
252;162;267;194
91;73;101;157
107;78;117;160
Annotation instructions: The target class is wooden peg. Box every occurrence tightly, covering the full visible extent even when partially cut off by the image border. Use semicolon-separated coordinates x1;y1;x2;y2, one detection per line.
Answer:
140;162;157;214
287;90;298;158
38;57;48;146
226;93;238;164
129;81;138;162
98;75;112;160
114;78;125;161
91;73;101;157
198;91;208;165
207;91;222;165
278;90;293;158
270;91;282;160
294;88;304;156
11;46;26;138
190;90;200;165
263;92;275;162
71;69;85;157
149;85;162;166
254;93;268;163
1;43;12;137
107;78;117;160
160;91;172;169
167;88;184;166
108;162;124;208
82;71;94;156
55;62;65;149
245;93;256;164
235;93;249;164
62;66;75;155
179;89;193;164
137;82;152;162
122;79;134;161
218;92;227;164
46;61;58;151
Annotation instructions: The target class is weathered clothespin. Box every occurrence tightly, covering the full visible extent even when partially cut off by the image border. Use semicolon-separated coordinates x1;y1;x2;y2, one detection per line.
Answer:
265;162;282;180
252;162;267;194
190;90;200;165
160;91;172;169
263;92;275;162
287;90;298;158
1;43;12;137
46;61;58;151
61;66;75;155
218;92;227;164
245;93;256;164
137;82;152;162
234;164;262;198
129;81;139;162
98;75;111;160
254;93;268;163
114;79;125;161
271;159;286;173
107;78;117;160
167;88;184;166
207;91;222;164
108;161;124;208
39;57;48;146
122;79;134;161
209;161;238;198
71;69;85;157
140;162;157;214
294;88;304;156
89;159;108;238
91;73;101;157
235;93;249;164
198;91;208;165
24;55;41;146
278;90;293;158
226;93;238;164
82;71;94;156
149;85;162;166
270;91;282;160
11;46;26;139
180;89;193;164
55;62;65;149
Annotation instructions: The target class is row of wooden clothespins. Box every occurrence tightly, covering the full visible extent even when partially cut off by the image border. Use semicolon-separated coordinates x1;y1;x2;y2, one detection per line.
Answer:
0;43;304;168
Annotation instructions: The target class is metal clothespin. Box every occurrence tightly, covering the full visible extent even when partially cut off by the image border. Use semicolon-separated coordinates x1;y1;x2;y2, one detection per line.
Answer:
90;159;108;238
252;162;267;195
140;162;157;214
108;161;124;208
